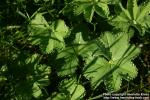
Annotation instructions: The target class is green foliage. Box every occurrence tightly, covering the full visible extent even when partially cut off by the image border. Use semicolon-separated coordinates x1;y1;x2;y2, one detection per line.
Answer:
1;0;150;99
111;0;150;35
28;13;69;54
0;54;51;99
58;78;85;100
74;0;110;22
57;32;96;76
83;32;140;91
57;31;140;91
61;0;110;22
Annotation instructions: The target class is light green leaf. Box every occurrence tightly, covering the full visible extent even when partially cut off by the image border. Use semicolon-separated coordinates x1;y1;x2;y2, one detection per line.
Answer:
35;64;51;86
136;1;150;21
74;3;90;15
0;76;7;82
73;0;110;22
60;79;85;100
119;3;132;20
57;32;97;76
83;32;140;91
51;93;68;100
93;40;111;60
100;32;128;61
84;56;111;88
111;0;150;35
34;0;50;3
127;0;138;20
25;54;51;96
119;61;138;81
73;32;86;44
84;5;95;22
95;2;109;17
28;13;69;53
32;82;42;98
104;71;122;91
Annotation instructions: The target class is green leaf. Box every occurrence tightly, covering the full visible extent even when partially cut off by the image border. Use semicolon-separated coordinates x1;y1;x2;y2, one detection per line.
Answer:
56;32;84;76
136;1;150;21
111;0;150;35
119;61;138;81
32;82;42;98
127;0;138;20
104;61;137;91
95;2;109;17
57;32;97;76
84;5;95;22
26;54;51;86
104;71;122;91
35;64;51;86
0;53;51;99
73;0;110;22
57;50;79;76
83;32;140;91
51;93;68;100
34;0;50;3
0;76;7;82
26;55;51;97
73;32;86;44
74;3;90;15
59;79;85;100
28;13;69;53
92;39;111;60
84;56;111;88
119;3;132;20
101;32;129;61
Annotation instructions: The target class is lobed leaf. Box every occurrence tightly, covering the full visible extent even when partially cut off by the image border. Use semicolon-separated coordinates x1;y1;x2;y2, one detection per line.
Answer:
83;32;140;91
73;0;110;22
28;13;69;54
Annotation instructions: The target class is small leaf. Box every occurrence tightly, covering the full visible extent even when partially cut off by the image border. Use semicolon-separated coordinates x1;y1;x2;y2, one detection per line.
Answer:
73;0;110;22
95;2;109;17
84;5;95;22
74;3;90;15
32;82;42;98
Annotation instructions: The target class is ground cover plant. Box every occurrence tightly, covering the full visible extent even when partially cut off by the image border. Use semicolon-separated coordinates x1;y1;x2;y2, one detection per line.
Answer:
0;0;150;100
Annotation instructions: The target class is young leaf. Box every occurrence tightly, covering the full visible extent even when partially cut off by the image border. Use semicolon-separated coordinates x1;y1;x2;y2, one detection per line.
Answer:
32;82;42;98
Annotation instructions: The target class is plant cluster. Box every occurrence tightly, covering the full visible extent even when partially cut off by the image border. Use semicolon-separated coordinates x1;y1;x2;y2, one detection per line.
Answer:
0;0;150;100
